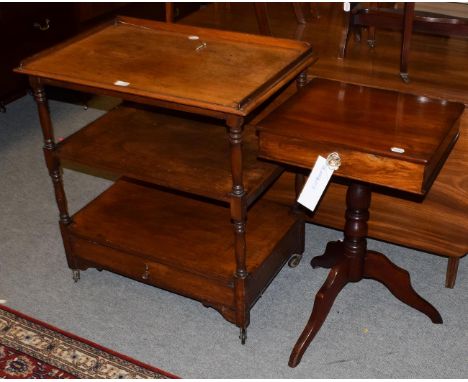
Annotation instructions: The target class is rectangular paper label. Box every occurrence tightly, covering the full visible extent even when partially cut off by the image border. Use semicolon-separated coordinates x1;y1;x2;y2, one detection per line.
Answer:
114;80;130;87
297;155;334;212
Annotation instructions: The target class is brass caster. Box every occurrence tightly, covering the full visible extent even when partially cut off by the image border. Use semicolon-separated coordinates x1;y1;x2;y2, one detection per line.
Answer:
400;72;410;83
72;270;80;283
288;253;303;268
239;328;247;345
367;39;376;49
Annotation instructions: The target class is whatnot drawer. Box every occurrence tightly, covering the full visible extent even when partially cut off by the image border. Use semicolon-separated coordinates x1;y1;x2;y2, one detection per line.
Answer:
69;235;236;310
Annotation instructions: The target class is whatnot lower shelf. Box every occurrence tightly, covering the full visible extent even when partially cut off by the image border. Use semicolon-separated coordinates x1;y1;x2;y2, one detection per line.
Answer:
65;178;303;323
57;104;283;205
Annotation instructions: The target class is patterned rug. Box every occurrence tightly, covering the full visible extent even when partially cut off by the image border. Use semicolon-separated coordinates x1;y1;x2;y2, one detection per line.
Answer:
0;305;178;379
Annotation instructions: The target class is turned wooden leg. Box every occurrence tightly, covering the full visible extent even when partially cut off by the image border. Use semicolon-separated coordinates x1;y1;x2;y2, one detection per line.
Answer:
367;26;376;48
339;7;353;58
311;240;344;269
292;2;307;24
400;2;415;83
289;181;442;367
165;2;174;23
253;3;272;36
445;257;460;289
227;115;250;344
289;259;349;367
364;250;442;323
289;183;370;367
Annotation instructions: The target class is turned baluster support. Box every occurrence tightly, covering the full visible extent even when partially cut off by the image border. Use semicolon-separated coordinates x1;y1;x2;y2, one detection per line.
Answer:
30;77;78;278
30;78;71;225
289;182;442;367
287;70;308;268
343;183;370;281
227;114;249;344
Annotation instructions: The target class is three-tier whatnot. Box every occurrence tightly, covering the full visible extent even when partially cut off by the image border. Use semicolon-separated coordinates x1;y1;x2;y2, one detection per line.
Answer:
16;17;316;342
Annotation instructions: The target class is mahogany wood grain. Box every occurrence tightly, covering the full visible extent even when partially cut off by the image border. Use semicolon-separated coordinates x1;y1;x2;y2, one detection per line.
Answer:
29;78;75;271
56;104;282;205
363;250;443;324
259;86;468;266
288;183;443;367
288;255;348;367
256;78;456;366
187;2;468;286
344;3;468;81
19;16;314;340
165;2;174;23
257;78;464;195
183;3;468;103
67;178;302;323
446;257;460;288
400;3;415;79
16;16;315;116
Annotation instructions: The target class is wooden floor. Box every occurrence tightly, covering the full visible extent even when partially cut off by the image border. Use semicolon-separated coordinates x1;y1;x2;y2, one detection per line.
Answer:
183;3;468;103
182;3;468;287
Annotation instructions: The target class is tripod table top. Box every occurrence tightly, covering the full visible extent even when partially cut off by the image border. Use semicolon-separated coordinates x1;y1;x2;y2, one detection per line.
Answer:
256;78;465;194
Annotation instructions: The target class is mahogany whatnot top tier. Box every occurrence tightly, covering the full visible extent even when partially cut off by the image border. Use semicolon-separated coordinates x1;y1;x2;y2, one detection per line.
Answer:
15;16;315;116
256;78;464;194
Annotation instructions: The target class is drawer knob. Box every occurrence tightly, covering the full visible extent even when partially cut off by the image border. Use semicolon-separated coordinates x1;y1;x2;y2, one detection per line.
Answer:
33;18;50;31
326;152;341;171
142;264;150;280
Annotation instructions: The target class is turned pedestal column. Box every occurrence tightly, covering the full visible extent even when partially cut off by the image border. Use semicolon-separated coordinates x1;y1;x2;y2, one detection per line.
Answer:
288;182;442;367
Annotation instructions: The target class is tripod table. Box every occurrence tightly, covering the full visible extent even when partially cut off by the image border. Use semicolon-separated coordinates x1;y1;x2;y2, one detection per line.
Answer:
256;78;464;367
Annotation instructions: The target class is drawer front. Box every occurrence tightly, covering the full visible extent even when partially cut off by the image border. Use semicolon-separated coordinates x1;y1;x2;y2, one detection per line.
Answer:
0;4;75;102
258;132;425;194
70;236;236;309
1;5;74;60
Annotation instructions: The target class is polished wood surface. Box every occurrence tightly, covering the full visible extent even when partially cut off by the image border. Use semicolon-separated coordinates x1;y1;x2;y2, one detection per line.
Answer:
22;18;312;342
183;3;468;102
255;78;454;367
67;178;302;323
16;16;315;116
182;3;468;287
342;3;468;81
288;184;442;367
1;3;201;108
257;78;463;194
57;104;282;205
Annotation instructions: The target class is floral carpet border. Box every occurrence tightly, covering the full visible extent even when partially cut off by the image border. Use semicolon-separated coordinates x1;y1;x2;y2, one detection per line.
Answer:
0;304;179;379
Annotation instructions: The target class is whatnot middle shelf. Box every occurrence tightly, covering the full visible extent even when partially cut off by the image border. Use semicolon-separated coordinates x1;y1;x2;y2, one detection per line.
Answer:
56;103;283;205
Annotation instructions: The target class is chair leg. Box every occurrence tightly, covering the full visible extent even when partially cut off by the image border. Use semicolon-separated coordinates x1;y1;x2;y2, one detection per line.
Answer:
292;3;307;24
165;2;174;23
400;2;415;83
367;26;376;48
339;8;353;58
445;257;460;289
253;3;272;36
